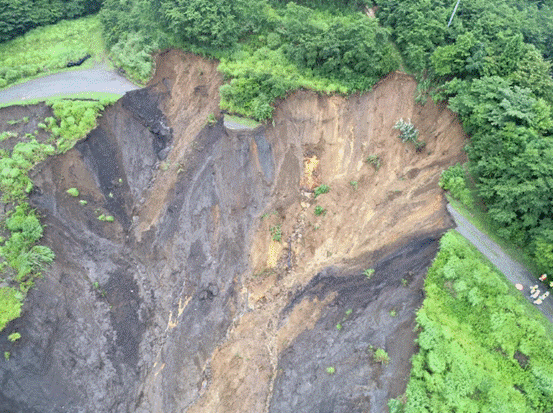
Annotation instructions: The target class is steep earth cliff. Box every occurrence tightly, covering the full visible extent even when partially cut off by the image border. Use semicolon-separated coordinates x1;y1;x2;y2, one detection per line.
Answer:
0;50;466;413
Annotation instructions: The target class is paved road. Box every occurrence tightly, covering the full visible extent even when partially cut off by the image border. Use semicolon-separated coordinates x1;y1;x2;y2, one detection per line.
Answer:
0;64;140;105
447;204;553;322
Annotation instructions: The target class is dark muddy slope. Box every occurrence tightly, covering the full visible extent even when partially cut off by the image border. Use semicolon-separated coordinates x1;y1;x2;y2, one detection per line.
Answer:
0;83;275;412
270;235;440;413
0;88;172;412
0;50;467;413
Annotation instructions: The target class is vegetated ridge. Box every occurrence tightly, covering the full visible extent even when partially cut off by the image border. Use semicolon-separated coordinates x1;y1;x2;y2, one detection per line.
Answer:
0;50;466;412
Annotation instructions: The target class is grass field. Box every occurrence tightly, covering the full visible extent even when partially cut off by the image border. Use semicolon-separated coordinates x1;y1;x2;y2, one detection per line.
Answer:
0;92;122;109
0;15;106;90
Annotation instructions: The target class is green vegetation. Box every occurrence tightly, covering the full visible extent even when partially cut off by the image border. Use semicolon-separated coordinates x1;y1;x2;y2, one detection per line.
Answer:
326;366;336;374
205;113;217;126
0;15;104;89
373;348;390;365
349;180;358;191
364;268;375;279
314;184;330;198
314;205;326;216
439;163;473;208
0;140;55;201
0;132;18;141
394;119;425;151
218;4;400;120
79;200;87;206
366;154;381;171
0;203;55;289
270;224;282;242
0;288;22;331
97;214;115;222
66;188;79;197
48;97;118;153
0;96;116;332
4;351;10;361
0;92;123;110
392;231;553;412
7;117;29;125
98;0;400;118
7;332;21;342
375;0;553;74
0;0;102;44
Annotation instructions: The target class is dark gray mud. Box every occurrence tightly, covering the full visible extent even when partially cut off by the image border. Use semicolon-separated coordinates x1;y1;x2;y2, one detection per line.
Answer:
0;88;171;413
270;235;441;413
0;85;275;412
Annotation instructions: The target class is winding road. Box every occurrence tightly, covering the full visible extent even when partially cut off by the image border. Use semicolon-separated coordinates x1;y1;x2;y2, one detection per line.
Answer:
447;204;553;322
0;64;139;105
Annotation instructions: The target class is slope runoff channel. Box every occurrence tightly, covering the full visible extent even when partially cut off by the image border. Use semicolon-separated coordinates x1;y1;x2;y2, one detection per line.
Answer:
0;64;140;105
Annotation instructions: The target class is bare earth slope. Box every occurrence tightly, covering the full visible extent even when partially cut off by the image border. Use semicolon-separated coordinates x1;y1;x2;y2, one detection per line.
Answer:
0;50;466;413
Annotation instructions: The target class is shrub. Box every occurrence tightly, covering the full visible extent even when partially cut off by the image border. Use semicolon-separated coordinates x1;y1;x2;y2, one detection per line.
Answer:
1;203;55;284
364;268;375;279
0;131;17;141
314;205;326;216
7;332;21;342
66;187;79;197
109;32;156;84
439;163;473;208
388;398;405;413
270;225;282;242
374;348;390;364
0;288;22;331
394;119;426;151
366;154;381;170
394;118;418;142
205;113;217;126
49;98;117;153
314;184;330;198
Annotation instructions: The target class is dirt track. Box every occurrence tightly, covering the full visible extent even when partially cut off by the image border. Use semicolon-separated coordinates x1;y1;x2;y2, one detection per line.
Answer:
0;50;468;412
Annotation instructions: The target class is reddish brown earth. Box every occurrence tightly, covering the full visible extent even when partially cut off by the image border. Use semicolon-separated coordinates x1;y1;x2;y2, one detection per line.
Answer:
0;49;466;413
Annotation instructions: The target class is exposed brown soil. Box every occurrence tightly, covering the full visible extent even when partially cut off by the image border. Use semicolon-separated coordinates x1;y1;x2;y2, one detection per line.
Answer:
0;49;466;413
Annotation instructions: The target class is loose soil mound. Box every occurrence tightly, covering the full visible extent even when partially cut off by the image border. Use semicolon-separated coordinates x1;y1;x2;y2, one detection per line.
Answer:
0;50;466;413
